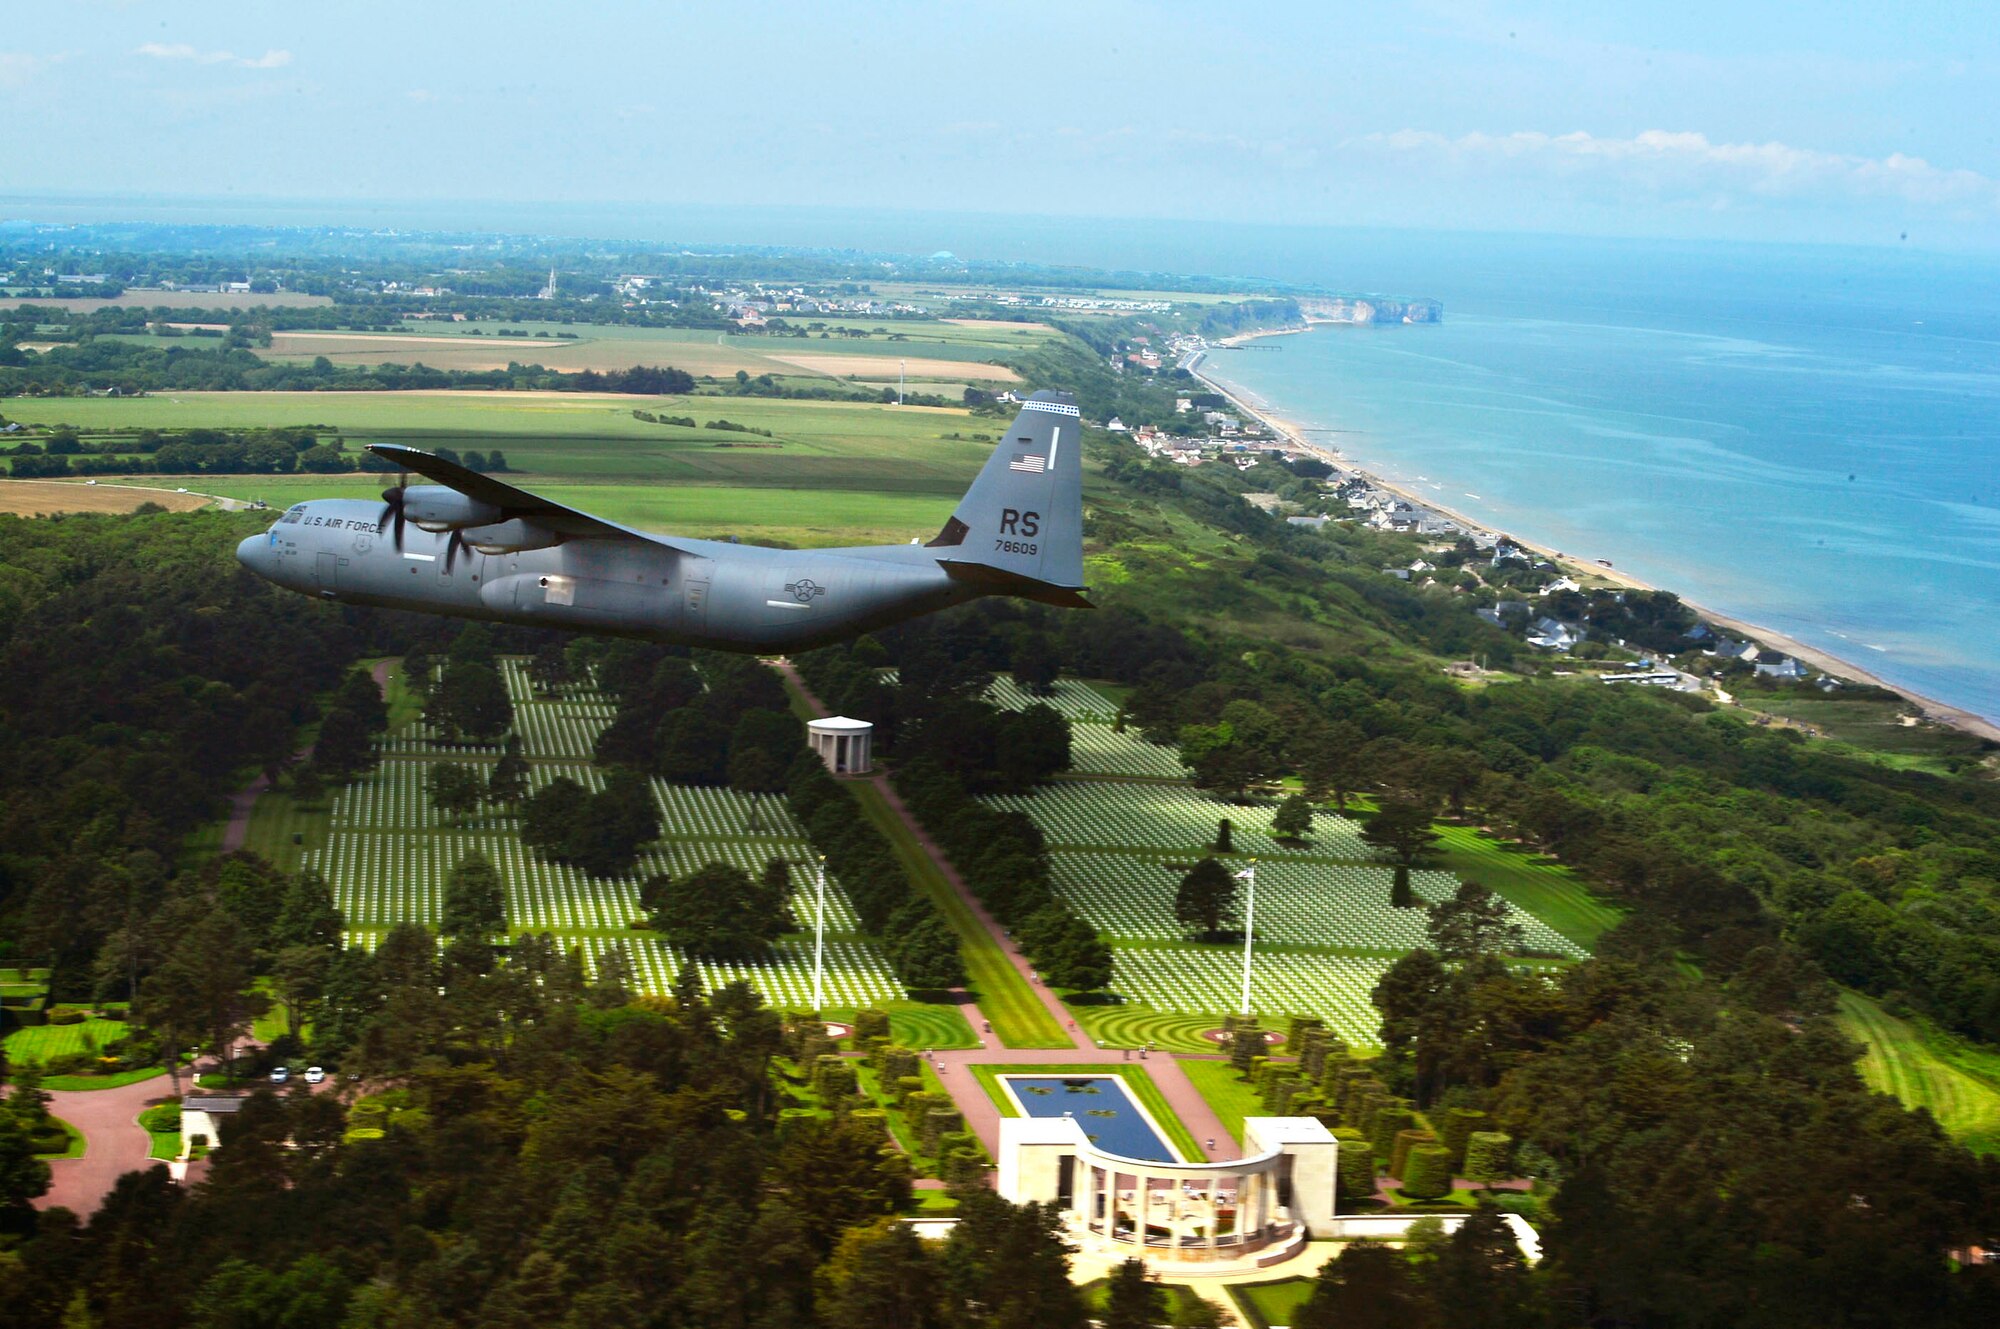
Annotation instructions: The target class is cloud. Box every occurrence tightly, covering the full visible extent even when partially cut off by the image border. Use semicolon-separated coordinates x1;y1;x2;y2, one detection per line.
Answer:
1359;128;2000;213
135;42;291;70
0;51;66;89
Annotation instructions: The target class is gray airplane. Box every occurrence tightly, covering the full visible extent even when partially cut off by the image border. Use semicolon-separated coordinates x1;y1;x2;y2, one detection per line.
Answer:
235;390;1089;650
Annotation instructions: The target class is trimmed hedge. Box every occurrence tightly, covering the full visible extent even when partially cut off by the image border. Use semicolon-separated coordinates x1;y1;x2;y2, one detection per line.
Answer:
1368;1104;1416;1158
1331;1126;1376;1201
1439;1107;1487;1170
1401;1145;1454;1200
1390;1129;1438;1181
1464;1131;1514;1182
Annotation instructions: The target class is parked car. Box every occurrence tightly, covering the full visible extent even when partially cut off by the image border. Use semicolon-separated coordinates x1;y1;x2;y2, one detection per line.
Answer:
302;1066;325;1085
269;1066;290;1085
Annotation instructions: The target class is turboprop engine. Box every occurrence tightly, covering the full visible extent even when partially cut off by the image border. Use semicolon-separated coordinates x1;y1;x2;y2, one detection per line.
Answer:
461;519;564;555
402;486;503;532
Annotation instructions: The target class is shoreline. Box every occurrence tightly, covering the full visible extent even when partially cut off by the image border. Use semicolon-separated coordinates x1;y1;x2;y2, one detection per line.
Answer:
1193;327;2000;746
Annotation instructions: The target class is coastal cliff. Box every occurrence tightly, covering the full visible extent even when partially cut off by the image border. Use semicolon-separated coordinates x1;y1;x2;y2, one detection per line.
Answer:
1299;295;1442;324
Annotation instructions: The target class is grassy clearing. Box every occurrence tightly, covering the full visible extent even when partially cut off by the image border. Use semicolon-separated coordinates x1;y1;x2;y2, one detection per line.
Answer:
40;1067;168;1092
1228;1276;1319;1329
844;778;1070;1050
1838;989;2000;1155
1177;1058;1264;1147
1737;696;1993;771
1432;824;1621;950
967;1062;1205;1162
4;1018;132;1066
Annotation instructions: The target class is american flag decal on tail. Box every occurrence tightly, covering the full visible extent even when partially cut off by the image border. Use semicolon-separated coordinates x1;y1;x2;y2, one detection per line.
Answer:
1009;453;1046;473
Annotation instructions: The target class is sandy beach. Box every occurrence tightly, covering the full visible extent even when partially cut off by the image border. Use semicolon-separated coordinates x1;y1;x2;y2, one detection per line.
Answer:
1194;329;2000;745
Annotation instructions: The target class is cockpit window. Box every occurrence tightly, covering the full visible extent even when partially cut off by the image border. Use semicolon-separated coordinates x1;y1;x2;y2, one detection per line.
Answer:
279;507;306;525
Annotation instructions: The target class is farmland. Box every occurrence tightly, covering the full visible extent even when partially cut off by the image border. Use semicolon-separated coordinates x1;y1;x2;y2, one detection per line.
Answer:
27;313;1050;386
8;390;1002;545
0;479;209;516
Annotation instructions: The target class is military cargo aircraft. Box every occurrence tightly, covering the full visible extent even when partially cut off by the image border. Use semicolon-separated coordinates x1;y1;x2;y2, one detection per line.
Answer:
236;391;1088;650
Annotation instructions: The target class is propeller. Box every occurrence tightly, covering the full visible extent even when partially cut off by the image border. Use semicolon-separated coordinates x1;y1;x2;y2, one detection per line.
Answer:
443;529;464;574
377;472;409;548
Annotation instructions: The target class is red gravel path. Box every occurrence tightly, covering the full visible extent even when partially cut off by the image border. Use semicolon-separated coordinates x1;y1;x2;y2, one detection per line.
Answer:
24;1074;173;1215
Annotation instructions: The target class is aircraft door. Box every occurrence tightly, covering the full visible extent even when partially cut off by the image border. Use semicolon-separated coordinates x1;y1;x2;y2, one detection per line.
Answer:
683;556;715;629
315;552;340;597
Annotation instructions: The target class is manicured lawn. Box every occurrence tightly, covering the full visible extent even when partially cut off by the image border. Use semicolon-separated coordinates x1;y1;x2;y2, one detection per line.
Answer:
141;1103;184;1160
841;778;1071;1050
966;1062;1205;1162
1177;1058;1266;1148
40;1067;169;1092
240;787;334;873
4;1017;131;1067
1229;1275;1318;1329
34;1116;86;1160
1432;824;1621;951
1839;989;2000;1155
1067;1003;1220;1054
1077;1277;1217;1323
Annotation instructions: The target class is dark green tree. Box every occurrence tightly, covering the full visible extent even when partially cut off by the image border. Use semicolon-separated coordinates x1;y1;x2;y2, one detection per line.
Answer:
1360;798;1441;908
1102;1257;1168;1329
1174;857;1238;939
651;861;794;960
428;761;484;823
442;850;508;944
1273;792;1314;842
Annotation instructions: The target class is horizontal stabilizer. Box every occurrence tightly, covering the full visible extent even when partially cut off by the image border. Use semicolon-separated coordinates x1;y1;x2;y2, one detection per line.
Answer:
937;558;1093;609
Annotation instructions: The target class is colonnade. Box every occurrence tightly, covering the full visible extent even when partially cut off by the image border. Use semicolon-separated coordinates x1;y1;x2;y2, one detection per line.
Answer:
1074;1160;1281;1257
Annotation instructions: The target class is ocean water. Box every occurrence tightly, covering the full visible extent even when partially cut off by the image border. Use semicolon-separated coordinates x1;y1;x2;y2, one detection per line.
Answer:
1198;244;2000;725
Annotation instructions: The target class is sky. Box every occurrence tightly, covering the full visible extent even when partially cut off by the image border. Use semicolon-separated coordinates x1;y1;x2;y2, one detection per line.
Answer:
2;1;1997;250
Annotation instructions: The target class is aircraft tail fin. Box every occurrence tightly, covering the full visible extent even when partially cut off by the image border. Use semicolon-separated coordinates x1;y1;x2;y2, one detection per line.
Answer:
927;390;1086;597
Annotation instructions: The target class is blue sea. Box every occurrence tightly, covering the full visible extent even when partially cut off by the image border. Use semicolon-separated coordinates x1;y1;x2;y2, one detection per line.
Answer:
1194;240;2000;726
8;196;1997;720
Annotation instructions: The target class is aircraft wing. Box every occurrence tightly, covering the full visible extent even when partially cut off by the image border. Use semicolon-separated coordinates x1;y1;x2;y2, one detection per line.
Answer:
366;443;689;549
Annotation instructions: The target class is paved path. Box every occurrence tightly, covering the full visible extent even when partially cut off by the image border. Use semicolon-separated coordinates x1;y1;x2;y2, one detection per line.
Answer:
771;660;1232;1163
21;1073;173;1215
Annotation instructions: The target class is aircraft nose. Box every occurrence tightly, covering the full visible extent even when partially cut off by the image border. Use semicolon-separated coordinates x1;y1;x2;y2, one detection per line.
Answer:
236;532;269;575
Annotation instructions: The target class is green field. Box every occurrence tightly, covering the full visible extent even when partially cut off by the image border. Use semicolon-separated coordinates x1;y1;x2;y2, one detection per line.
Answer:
1735;696;1994;772
1839;990;2000;1155
1432;825;1621;950
1228;1276;1319;1329
4;1017;131;1067
1177;1057;1264;1147
14;391;1005;545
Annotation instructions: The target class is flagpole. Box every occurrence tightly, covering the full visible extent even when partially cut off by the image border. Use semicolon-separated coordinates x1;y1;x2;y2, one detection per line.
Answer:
811;855;828;1015
1239;859;1257;1017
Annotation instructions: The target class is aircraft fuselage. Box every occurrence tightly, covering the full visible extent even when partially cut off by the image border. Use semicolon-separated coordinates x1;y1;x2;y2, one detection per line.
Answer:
236;499;973;652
